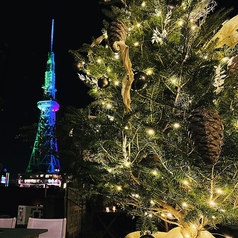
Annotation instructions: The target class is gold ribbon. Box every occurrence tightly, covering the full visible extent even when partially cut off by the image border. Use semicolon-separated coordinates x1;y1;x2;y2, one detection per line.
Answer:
88;34;105;55
113;41;134;113
89;35;134;113
206;15;238;49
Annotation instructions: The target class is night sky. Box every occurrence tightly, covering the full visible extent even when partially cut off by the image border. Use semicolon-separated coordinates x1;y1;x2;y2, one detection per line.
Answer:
0;1;237;179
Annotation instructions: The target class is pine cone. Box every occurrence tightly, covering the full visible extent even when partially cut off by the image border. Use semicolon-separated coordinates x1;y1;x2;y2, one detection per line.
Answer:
227;55;238;75
187;107;223;165
107;19;128;52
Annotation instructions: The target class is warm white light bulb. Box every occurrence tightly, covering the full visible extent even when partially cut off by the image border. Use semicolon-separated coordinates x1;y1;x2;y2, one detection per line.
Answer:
132;193;140;198
141;1;146;7
106;103;112;109
178;20;183;26
117;185;122;191
124;161;131;167
173;122;180;129
156;10;161;16
108;116;114;121
152;170;158;176
191;25;196;30
146;69;153;75
182;202;188;208
147;128;155;135
209;200;216;207
96;58;102;64
170;76;178;85
182;180;189;186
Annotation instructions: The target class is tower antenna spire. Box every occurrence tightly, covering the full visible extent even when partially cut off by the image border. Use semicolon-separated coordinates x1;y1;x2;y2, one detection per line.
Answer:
50;19;54;52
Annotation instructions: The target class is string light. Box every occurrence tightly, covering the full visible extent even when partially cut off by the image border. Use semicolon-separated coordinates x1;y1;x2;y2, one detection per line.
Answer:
132;193;140;198
114;54;120;60
169;75;178;85
107;115;114;121
124;161;131;167
145;68;153;75
116;185;122;191
182;202;188;208
182;180;189;186
181;1;187;10
68;128;73;137
173;122;180;129
96;58;102;64
146;128;155;135
141;1;146;7
76;61;85;70
151;170;158;176
209;200;216;207
216;188;223;194
144;211;153;218
190;24;197;31
155;10;162;16
114;80;120;86
106;103;112;109
178;19;184;26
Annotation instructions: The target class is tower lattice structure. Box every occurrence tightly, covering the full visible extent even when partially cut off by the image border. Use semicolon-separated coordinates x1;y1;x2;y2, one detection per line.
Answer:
25;19;60;174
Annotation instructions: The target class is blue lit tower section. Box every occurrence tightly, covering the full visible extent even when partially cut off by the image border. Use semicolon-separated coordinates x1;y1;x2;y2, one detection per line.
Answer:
25;19;60;174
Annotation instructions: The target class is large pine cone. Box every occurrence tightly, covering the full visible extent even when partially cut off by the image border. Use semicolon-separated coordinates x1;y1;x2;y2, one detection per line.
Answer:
107;19;128;52
227;55;238;75
187;107;223;165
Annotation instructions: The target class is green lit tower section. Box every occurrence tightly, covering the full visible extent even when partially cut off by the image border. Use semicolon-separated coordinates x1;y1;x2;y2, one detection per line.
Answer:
26;19;60;174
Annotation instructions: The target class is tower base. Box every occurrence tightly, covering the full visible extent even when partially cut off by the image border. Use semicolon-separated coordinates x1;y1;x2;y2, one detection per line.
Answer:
18;173;62;188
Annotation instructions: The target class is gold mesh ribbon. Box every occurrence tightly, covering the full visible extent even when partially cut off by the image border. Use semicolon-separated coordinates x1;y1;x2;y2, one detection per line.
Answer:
207;15;238;49
88;34;105;55
113;41;134;113
89;35;134;113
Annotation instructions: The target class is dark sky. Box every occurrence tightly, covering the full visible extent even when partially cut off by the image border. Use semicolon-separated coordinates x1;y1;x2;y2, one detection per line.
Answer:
0;1;104;177
0;1;237;178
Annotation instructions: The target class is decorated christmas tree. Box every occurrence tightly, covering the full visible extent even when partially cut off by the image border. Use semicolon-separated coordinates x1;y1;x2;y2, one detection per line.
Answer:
66;0;238;237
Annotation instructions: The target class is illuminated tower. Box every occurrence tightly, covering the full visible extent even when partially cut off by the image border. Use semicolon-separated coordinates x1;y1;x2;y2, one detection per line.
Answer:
25;19;60;174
